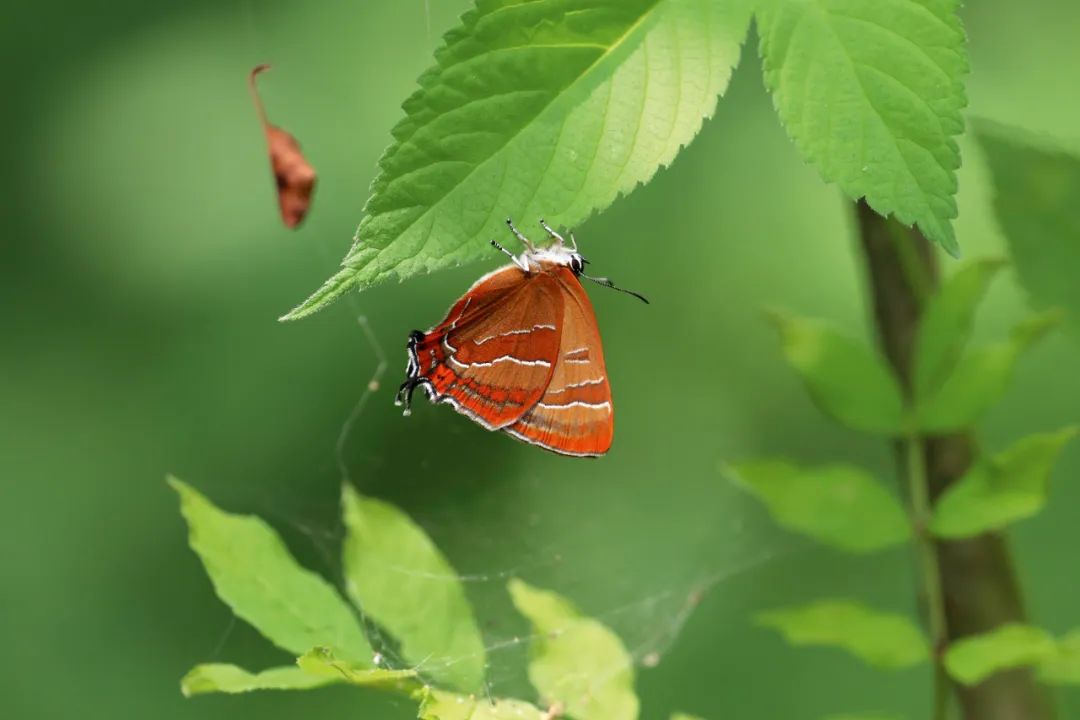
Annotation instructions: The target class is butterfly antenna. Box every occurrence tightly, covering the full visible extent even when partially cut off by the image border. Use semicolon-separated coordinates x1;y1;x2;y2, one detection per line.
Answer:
505;218;536;252
580;272;650;304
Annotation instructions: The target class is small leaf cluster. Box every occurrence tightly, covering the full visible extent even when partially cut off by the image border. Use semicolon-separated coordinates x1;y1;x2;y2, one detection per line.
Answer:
170;478;698;720
730;258;1076;718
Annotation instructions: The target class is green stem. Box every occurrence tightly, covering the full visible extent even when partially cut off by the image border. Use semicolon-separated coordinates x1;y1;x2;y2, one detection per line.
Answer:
906;431;949;720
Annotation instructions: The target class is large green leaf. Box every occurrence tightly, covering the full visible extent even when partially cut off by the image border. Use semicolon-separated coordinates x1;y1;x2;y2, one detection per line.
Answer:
930;427;1077;538
756;599;928;669
913;258;1006;400
179;664;333;697
917;309;1063;432
944;623;1056;686
727;460;909;553
341;484;485;692
417;688;547;720
770;311;905;435
509;579;638;720
1038;629;1080;686
169;478;372;662
976;122;1080;332
284;0;753;318
758;0;968;253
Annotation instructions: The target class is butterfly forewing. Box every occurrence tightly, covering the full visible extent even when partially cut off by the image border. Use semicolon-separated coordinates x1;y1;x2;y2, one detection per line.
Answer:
409;267;564;429
505;265;614;457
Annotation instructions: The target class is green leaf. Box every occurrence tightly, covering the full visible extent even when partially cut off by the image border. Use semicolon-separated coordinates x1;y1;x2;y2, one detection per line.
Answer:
1038;629;1080;685
180;664;333;697
914;258;1006;400
918;309;1063;432
417;688;546;720
756;599;928;669
295;647;419;691
769;311;905;435
282;0;753;319
944;623;1055;686
341;484;485;692
508;579;638;720
727;460;909;553
671;714;705;720
975;121;1080;331
824;715;904;720
758;0;968;253
931;427;1077;538
169;477;372;662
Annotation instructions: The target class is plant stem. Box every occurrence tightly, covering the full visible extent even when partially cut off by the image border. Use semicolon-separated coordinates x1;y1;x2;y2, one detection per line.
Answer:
906;431;950;720
853;200;1055;720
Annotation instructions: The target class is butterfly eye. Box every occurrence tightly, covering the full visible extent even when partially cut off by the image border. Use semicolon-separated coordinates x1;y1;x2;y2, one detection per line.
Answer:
570;254;586;274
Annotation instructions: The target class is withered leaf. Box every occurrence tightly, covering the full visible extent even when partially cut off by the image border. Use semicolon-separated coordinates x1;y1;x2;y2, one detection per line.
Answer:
249;64;316;229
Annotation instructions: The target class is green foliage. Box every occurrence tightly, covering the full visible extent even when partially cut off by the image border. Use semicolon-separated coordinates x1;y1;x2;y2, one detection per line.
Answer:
757;0;968;254
284;0;753;318
296;647;419;690
913;258;1006;401
671;714;705;720
917;309;1063;432
180;664;333;697
931;427;1077;538
976;121;1080;331
341;484;486;692
824;715;904;720
169;477;372;663
509;578;638;720
944;623;1056;686
769;310;905;435
727;460;909;553
417;689;545;720
755;600;928;669
1038;629;1080;685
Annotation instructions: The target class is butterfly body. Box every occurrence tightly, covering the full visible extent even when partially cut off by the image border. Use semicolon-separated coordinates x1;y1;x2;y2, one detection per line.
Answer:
396;220;619;457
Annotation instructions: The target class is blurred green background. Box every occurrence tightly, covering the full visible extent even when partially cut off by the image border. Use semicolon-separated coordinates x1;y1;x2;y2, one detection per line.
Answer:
3;1;1079;718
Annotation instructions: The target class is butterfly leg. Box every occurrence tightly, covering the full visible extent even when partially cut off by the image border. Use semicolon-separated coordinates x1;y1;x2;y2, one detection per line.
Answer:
505;217;536;252
539;218;566;247
490;239;529;272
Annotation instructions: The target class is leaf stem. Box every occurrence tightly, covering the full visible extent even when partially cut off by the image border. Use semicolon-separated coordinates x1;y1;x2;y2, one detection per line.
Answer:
905;430;950;720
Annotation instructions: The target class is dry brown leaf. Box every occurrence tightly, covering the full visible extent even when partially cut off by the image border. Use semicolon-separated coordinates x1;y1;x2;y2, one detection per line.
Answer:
249;64;316;228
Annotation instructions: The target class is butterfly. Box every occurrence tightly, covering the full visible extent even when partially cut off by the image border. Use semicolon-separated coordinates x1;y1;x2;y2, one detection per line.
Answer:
395;218;646;457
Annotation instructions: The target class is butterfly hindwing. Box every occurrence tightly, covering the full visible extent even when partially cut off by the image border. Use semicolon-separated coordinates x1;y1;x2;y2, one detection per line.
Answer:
505;266;613;457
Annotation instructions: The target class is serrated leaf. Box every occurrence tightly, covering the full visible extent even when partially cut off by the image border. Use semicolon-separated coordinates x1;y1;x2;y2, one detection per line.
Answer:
417;688;547;720
727;460;909;553
918;309;1063;432
931;427;1077;538
180;664;333;697
283;0;753;319
169;477;372;662
914;258;1006;400
509;579;638;720
756;599;928;669
758;0;968;253
295;647;419;691
770;311;905;435
341;484;485;692
1038;629;1080;685
944;623;1055;686
975;121;1080;331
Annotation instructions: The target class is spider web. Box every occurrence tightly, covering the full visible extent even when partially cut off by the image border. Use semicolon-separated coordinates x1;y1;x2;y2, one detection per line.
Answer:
243;285;795;714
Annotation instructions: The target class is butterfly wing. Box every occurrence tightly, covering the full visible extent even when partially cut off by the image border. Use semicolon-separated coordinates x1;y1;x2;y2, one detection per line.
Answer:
504;266;613;457
403;265;565;430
